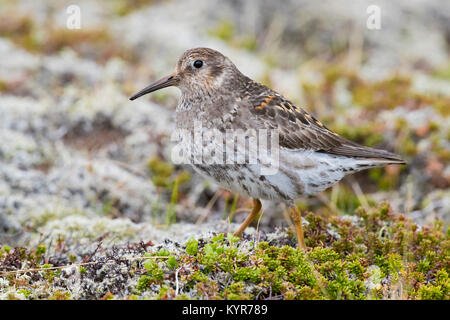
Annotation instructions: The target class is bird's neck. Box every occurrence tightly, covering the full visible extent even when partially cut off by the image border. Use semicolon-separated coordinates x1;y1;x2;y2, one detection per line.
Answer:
175;70;248;129
177;91;207;112
176;89;238;131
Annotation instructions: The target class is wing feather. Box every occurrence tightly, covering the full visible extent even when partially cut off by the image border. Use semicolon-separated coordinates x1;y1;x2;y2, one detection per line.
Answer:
241;83;405;164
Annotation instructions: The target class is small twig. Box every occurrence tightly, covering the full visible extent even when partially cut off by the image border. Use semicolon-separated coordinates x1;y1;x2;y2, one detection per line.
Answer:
82;240;103;263
107;159;149;179
0;256;170;276
175;267;181;296
232;208;252;214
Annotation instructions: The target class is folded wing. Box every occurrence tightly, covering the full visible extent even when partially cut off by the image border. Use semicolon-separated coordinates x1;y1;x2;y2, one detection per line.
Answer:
244;85;405;164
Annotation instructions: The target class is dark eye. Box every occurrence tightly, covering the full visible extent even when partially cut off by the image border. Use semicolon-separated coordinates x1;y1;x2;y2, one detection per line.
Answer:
193;60;203;68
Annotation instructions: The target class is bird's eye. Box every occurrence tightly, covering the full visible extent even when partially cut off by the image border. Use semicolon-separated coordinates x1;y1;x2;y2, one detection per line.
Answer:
193;60;203;68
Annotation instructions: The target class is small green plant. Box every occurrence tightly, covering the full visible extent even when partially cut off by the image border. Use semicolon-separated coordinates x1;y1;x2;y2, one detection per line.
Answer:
185;238;198;256
167;256;177;270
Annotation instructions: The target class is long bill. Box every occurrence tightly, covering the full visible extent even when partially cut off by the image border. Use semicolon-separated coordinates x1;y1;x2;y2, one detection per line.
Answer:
129;72;178;100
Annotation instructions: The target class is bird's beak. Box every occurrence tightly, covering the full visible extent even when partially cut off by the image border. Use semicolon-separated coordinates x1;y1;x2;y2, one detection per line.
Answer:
129;72;178;101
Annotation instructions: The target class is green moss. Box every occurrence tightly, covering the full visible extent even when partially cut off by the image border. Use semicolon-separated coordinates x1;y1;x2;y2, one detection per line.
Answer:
136;275;155;292
222;281;251;300
156;248;170;257
142;259;164;284
176;228;375;299
1;202;447;300
49;290;71;300
17;289;32;299
0;245;11;259
167;256;177;270
415;269;449;299
308;247;340;263
185;237;199;256
190;270;208;283
156;285;177;300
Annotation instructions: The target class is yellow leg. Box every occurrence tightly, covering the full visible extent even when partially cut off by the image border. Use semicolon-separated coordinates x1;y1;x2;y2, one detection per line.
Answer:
234;199;262;236
289;206;306;250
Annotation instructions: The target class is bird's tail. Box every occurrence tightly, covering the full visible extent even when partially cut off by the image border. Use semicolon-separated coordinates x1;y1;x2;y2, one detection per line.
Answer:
328;143;407;166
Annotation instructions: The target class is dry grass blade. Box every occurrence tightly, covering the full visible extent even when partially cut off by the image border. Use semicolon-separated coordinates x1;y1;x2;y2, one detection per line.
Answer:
196;189;223;225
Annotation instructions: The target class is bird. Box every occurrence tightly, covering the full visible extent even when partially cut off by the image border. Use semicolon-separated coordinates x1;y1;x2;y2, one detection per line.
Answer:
129;47;406;250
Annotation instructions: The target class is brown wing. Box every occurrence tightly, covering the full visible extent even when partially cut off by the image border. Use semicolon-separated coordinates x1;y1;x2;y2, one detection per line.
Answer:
244;87;405;163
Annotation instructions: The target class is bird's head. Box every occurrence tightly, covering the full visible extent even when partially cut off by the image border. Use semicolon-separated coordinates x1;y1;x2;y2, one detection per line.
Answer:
129;47;238;101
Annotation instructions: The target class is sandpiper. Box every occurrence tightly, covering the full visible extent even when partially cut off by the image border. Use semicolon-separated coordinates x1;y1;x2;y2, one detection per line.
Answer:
130;47;406;249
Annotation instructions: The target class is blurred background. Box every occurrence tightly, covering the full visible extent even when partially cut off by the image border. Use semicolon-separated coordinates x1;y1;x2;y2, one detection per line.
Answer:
0;0;449;248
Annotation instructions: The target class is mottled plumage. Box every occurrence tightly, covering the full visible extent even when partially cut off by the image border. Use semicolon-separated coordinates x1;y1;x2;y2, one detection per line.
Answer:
130;47;406;249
